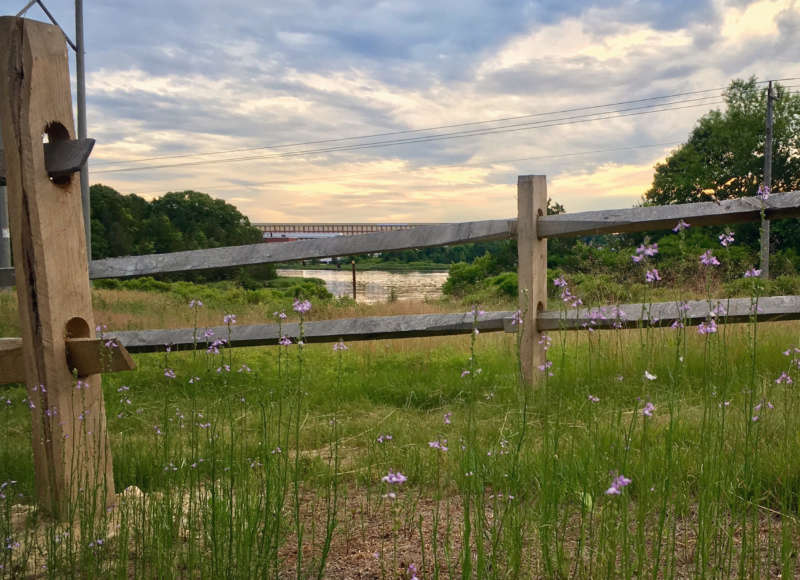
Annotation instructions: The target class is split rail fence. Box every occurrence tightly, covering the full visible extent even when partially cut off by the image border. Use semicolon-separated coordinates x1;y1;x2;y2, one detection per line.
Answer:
3;178;800;381
3;15;800;517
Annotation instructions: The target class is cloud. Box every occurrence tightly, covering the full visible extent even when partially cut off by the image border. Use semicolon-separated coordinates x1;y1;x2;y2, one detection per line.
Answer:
18;0;797;224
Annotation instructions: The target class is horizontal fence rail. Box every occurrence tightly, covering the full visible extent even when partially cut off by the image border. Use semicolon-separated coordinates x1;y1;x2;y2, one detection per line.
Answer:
503;295;800;332
112;311;516;353
538;190;800;238
88;219;516;279
0;191;798;286
107;296;800;354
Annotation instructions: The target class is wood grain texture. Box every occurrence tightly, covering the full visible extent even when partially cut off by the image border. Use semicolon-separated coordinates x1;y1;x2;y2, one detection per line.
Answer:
0;16;114;516
500;296;800;331
0;337;136;385
517;176;547;385
89;219;516;278
538;191;800;238
110;311;516;353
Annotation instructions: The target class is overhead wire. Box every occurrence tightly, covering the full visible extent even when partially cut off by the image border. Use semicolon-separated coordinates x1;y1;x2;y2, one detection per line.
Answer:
90;85;731;168
91;77;798;169
94;96;725;174
130;140;684;196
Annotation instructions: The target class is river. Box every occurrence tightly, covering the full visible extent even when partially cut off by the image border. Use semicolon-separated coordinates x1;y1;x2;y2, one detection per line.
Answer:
276;268;449;304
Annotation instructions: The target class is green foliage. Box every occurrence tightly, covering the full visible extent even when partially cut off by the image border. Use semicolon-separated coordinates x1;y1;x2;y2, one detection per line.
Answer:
93;275;332;305
91;185;272;285
645;77;800;205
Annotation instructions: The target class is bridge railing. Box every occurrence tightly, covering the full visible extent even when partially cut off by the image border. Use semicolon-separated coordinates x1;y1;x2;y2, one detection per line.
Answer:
3;176;800;382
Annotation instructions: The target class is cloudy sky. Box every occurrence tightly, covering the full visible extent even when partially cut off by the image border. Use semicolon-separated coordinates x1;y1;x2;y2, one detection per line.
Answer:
5;0;799;223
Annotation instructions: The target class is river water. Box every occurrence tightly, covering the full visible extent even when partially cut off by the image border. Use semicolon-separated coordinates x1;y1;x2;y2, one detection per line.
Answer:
276;269;449;304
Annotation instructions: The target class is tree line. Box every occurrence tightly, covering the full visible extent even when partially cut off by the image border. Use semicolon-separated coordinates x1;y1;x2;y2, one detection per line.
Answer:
90;186;273;284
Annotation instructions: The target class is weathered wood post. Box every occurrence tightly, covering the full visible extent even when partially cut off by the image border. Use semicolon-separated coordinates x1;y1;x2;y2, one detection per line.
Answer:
0;17;116;517
517;175;548;384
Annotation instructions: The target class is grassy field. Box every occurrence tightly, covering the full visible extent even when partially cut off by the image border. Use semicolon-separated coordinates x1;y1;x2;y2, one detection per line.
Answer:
2;280;800;578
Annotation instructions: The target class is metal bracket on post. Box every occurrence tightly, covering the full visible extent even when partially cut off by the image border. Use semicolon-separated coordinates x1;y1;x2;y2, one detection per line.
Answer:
0;16;115;518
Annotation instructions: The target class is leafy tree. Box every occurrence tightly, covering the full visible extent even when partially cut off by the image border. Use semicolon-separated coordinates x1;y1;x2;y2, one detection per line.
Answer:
645;78;800;205
150;191;263;250
89;185;273;283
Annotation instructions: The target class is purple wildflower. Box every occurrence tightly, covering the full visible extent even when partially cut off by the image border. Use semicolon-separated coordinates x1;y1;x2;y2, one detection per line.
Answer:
333;340;348;351
273;311;287;320
698;320;718;335
757;184;770;201
588;395;600;403
510;310;523;326
293;298;312;314
469;305;486;317
642;402;655;417
279;335;292;346
605;473;632;495
381;471;407;484
376;434;392;443
672;219;690;232
164;368;176;379
645;269;662;283
443;412;452;425
776;372;793;384
428;439;448;451
223;314;237;325
700;250;720;266
632;243;659;262
189;299;203;309
718;231;735;247
744;268;762;278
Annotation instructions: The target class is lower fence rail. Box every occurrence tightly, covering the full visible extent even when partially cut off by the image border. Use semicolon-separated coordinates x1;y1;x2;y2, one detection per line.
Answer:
107;295;800;354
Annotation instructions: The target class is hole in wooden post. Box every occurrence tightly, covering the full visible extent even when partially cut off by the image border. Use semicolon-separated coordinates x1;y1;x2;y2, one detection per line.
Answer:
43;122;72;187
65;317;91;377
65;317;90;339
537;209;544;217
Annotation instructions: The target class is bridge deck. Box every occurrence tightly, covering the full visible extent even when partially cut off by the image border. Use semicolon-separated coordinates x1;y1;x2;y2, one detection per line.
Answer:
253;222;444;235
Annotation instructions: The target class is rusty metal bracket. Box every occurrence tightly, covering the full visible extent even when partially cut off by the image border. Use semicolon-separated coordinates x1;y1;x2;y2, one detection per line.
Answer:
0;138;94;181
43;138;94;179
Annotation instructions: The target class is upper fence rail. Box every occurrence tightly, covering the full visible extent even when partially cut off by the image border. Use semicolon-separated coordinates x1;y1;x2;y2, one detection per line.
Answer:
0;190;798;287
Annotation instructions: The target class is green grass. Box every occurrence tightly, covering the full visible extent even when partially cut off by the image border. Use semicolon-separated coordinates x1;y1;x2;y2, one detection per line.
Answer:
2;290;800;578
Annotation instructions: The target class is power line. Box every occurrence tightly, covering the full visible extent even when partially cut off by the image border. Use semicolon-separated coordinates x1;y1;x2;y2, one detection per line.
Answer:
91;85;728;168
95;97;724;175
90;76;799;170
129;141;684;196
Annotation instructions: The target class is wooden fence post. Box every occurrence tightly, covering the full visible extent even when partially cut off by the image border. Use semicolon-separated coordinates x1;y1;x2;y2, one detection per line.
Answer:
0;17;115;517
517;175;548;385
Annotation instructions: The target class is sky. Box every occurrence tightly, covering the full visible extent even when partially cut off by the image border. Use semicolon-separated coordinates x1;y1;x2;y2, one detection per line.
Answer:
3;0;799;223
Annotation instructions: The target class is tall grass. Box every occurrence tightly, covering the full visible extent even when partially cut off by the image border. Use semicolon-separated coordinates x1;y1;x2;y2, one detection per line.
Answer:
2;277;800;577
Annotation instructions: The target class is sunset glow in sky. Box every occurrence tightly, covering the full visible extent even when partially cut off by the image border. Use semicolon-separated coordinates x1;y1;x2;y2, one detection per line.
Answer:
6;0;799;222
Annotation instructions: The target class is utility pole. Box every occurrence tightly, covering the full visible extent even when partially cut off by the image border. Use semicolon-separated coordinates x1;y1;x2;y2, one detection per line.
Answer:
76;0;91;262
760;80;776;279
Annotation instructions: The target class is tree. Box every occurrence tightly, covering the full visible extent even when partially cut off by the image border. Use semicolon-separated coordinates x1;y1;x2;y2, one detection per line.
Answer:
89;185;274;283
150;191;263;250
644;78;800;206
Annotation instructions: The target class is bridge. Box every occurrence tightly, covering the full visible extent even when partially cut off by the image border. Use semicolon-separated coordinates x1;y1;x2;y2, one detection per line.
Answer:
253;222;444;241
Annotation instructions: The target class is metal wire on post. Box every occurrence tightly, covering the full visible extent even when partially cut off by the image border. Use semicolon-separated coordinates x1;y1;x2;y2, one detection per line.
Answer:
14;0;89;263
75;0;91;262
